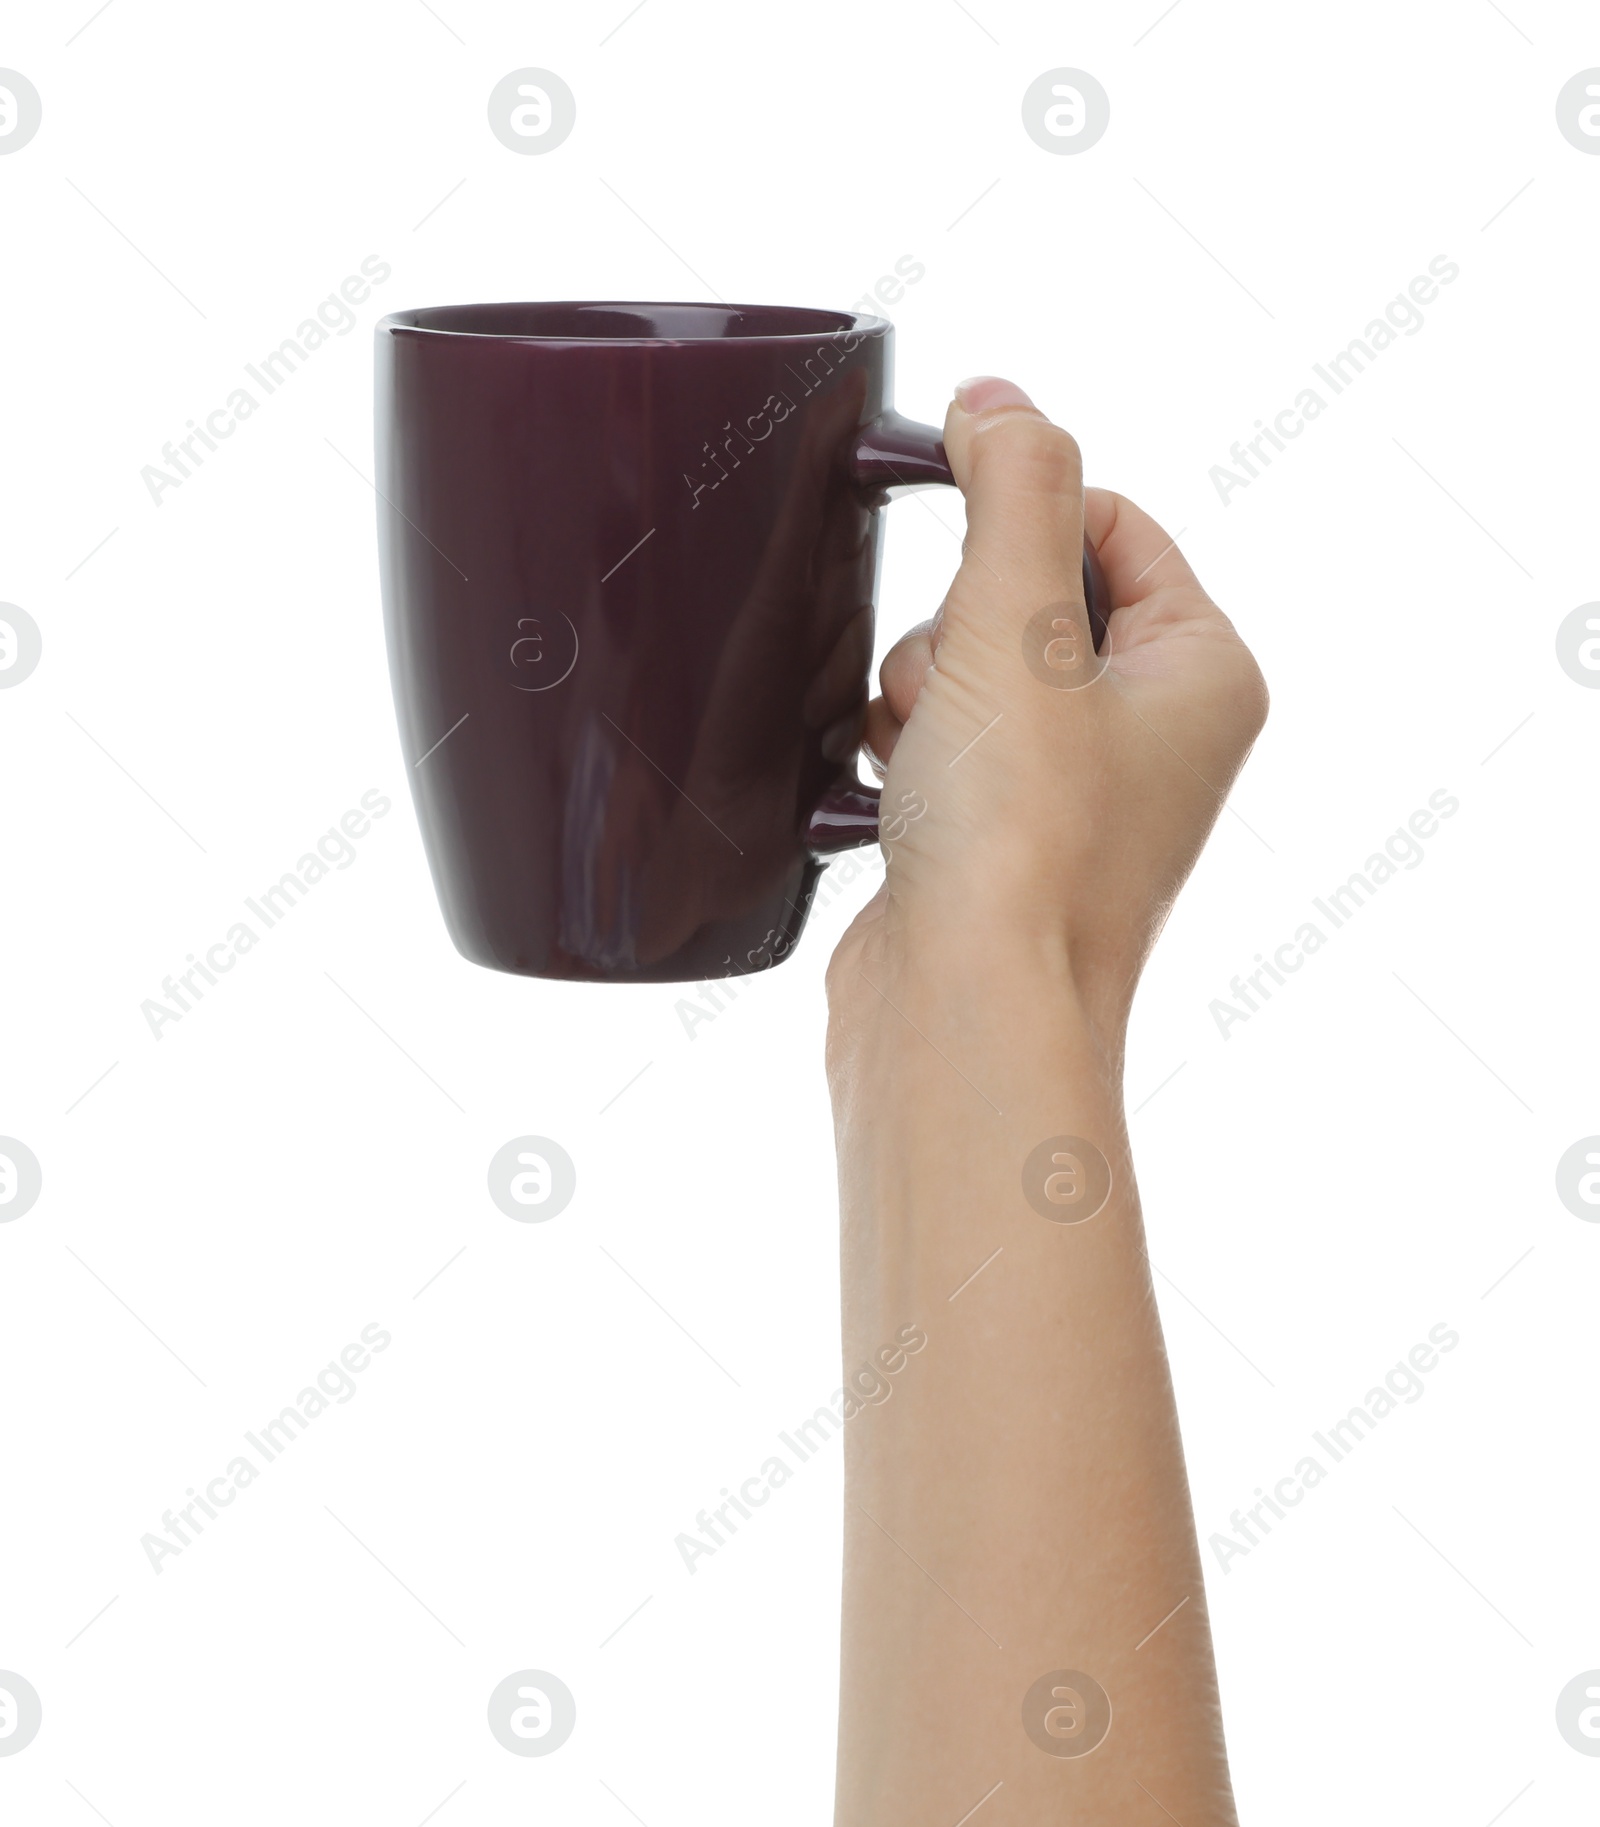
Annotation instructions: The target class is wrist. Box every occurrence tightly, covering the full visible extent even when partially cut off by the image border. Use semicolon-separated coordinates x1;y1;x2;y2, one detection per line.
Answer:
827;913;1144;1391
827;923;1132;1240
826;894;1132;1083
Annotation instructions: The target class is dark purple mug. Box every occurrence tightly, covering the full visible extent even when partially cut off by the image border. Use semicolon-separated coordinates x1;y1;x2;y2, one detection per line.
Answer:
375;300;1109;983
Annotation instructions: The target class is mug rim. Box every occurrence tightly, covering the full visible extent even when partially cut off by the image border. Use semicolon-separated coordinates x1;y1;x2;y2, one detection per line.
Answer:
377;299;890;346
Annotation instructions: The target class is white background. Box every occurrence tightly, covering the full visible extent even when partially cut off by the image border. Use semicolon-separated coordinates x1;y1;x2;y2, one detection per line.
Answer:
2;0;1597;1821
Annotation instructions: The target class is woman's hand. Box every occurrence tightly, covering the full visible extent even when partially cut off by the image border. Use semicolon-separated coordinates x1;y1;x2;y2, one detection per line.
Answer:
824;379;1261;1827
831;375;1267;1044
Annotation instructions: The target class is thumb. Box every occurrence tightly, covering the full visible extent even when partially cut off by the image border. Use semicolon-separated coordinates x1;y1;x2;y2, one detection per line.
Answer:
940;377;1091;656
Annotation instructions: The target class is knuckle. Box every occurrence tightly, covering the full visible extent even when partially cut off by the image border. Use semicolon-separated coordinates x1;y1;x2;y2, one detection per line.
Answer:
1232;650;1271;739
1250;668;1271;735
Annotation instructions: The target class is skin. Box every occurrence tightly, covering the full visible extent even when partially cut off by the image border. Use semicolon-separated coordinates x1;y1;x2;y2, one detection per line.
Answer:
826;376;1268;1825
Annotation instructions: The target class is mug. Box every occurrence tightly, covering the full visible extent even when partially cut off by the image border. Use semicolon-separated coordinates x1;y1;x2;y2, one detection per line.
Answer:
375;300;1109;983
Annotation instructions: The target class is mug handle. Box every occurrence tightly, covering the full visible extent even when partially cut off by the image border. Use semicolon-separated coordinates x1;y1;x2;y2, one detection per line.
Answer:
805;410;1112;855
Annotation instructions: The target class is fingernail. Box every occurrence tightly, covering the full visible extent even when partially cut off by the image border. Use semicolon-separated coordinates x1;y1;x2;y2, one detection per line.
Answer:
955;375;1035;414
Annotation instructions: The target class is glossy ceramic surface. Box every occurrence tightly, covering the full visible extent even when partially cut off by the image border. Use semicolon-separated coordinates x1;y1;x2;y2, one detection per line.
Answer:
375;301;1108;982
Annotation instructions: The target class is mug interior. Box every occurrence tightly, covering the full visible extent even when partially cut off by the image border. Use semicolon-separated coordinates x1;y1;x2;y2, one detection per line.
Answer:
384;300;874;341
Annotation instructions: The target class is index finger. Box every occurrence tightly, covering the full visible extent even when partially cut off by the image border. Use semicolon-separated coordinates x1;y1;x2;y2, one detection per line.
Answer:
1084;487;1205;611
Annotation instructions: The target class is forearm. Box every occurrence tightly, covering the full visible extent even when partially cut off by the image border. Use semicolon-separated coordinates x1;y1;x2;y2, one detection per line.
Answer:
829;945;1236;1826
